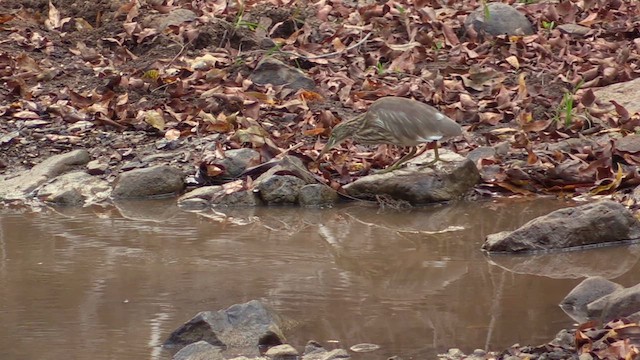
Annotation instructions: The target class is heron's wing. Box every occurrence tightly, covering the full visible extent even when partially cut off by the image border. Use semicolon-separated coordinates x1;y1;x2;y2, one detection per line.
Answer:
369;103;460;146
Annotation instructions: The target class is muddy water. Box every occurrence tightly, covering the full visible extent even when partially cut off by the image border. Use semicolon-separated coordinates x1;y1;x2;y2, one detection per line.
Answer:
1;199;639;360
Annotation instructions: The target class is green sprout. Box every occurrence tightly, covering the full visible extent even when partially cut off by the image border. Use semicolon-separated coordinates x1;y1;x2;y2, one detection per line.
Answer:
542;20;556;30
555;80;584;127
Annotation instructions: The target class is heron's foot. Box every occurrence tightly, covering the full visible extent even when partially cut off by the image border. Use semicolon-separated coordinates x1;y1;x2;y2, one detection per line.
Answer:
372;163;405;174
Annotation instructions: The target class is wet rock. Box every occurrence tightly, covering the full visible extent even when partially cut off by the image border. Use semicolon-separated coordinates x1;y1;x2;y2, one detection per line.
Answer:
164;300;286;356
560;277;624;323
173;340;224;360
589;282;640;322
301;341;350;360
0;149;91;201
112;165;185;199
256;175;306;205
250;58;316;91
37;171;111;205
342;151;479;204
265;344;298;360
178;186;221;209
214;189;263;207
482;200;640;252
298;184;339;207
179;185;263;208
252;155;318;185
464;3;534;36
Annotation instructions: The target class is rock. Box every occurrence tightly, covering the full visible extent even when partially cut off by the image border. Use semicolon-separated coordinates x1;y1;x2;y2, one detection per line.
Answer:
146;8;197;31
164;300;286;356
557;24;591;36
464;3;534;36
86;159;109;175
0;149;90;201
37;171;111;205
303;348;349;360
589;283;640;322
256;175;306;205
302;341;350;360
265;344;298;359
178;186;223;209
112;165;185;199
298;184;339;206
342;151;479;204
216;148;263;178
593;77;640;116
215;189;263;207
482;200;640;252
560;277;624;323
179;185;263;207
250;58;316;91
252;156;318;185
173;340;224;360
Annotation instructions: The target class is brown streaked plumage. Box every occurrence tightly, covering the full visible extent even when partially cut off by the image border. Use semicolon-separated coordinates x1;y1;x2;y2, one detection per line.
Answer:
318;97;462;172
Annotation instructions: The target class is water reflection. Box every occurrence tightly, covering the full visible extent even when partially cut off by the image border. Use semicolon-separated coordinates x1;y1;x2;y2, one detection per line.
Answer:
0;198;639;360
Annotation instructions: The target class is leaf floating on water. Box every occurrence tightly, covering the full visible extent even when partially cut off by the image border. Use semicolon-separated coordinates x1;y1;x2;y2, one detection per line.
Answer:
349;343;380;353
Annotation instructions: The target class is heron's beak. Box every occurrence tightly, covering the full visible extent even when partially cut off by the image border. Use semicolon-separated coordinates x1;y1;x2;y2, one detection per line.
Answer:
316;137;335;161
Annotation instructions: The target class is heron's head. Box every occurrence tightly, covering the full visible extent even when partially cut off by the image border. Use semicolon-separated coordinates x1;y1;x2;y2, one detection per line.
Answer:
317;119;359;160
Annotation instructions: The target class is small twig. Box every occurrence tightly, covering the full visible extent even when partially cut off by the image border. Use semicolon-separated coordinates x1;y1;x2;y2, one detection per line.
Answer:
276;32;372;60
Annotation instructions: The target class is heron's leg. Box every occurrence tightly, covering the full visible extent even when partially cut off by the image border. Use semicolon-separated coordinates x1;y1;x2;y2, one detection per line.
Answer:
422;142;441;166
377;146;417;173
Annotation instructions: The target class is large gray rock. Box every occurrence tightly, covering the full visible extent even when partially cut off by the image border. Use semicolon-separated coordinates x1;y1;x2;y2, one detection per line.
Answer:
560;277;624;323
0;149;90;201
342;151;479;204
36;171;111;206
112;165;184;198
164;300;286;356
464;2;534;36
482;201;640;252
173;340;224;360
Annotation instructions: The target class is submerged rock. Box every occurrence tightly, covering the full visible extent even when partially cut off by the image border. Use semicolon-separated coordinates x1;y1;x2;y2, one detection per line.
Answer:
342;150;479;204
482;200;640;252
